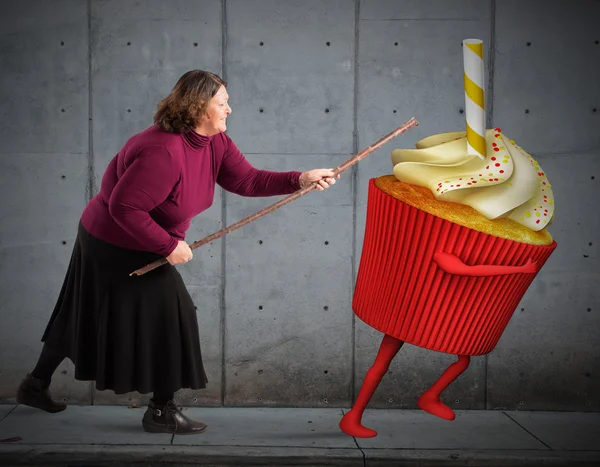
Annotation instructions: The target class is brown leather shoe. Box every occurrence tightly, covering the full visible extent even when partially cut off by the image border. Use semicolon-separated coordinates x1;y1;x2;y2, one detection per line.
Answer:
142;399;207;435
16;373;66;413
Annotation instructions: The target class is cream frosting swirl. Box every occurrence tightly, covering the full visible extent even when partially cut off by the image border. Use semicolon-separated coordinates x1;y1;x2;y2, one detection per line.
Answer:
391;128;555;231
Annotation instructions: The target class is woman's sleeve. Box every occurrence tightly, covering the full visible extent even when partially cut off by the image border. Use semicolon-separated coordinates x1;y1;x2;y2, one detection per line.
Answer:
216;135;302;197
108;147;179;256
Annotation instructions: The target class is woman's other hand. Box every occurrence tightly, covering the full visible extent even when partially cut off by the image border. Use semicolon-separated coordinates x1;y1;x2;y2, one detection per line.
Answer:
167;241;193;265
299;168;340;191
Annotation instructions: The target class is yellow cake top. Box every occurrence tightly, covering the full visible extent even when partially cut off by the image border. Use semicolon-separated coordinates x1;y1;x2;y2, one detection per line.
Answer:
375;175;553;246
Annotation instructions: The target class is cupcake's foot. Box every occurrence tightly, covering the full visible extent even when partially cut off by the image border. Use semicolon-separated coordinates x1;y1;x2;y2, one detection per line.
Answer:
417;392;455;421
417;355;470;421
16;373;66;413
339;410;377;438
142;399;207;435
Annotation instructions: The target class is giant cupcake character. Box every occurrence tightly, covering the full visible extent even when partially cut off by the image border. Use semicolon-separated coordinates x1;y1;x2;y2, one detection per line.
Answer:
339;39;557;438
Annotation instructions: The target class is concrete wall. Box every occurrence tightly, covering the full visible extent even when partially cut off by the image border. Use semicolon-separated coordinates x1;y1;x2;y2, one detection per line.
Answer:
0;0;598;412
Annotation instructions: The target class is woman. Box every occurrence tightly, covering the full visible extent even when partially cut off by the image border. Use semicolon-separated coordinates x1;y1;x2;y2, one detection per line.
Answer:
16;70;339;435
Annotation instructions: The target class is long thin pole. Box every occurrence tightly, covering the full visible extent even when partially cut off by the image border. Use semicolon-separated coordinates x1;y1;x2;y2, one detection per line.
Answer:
130;117;419;276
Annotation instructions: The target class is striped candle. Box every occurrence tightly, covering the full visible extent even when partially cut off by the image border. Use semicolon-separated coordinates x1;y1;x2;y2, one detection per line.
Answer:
463;38;486;160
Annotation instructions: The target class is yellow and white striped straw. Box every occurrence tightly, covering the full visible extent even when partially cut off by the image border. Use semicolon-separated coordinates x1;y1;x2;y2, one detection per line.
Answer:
463;38;486;160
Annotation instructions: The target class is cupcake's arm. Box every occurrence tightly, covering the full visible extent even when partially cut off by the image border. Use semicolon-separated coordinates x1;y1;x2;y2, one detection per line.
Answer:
433;252;538;277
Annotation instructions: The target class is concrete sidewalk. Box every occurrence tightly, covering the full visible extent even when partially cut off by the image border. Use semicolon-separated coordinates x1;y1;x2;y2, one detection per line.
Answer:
0;404;599;466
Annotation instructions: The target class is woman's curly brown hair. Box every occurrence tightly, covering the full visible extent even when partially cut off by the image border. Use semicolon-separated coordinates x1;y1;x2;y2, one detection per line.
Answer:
154;70;227;133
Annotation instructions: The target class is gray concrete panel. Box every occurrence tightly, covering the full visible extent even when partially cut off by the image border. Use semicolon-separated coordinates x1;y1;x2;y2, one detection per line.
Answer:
0;242;91;404
0;405;171;444
354;320;486;410
361;0;491;20
532;153;599;275
173;407;354;447
504;411;600;451
493;0;600;153
0;154;87;248
351;409;547;450
90;0;222;191
0;0;89;154
357;18;491;158
0;405;15;421
487;271;600;411
225;0;355;154
224;205;353;406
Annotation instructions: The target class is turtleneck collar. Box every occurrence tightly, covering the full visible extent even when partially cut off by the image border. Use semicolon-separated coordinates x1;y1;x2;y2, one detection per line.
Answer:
183;129;211;149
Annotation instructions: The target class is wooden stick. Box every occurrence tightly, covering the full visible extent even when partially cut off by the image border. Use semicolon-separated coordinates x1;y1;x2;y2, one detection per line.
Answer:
130;117;419;276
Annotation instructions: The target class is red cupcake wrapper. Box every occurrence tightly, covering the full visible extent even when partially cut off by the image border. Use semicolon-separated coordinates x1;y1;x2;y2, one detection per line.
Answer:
353;178;557;356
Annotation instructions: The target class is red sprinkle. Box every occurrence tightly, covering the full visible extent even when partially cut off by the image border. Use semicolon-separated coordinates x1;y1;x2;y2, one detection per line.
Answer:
499;170;505;174
495;163;501;167
494;147;500;152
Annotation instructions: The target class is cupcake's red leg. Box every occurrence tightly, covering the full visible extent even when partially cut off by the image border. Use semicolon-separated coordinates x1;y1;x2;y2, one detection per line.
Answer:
339;334;403;438
417;355;471;421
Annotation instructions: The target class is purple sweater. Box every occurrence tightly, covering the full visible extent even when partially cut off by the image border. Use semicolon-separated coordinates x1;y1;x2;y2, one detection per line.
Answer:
81;125;302;256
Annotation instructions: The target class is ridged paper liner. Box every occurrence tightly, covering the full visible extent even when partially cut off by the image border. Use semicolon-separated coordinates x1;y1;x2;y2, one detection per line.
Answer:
353;178;557;356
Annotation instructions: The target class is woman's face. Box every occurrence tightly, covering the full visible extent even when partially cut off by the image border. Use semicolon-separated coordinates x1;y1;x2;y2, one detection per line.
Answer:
197;85;231;136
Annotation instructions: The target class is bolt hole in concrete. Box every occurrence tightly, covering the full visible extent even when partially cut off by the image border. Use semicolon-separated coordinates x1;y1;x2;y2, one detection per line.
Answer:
259;108;264;113
394;42;398;46
258;369;263;374
587;308;592;312
258;398;263;402
323;306;328;310
61;241;66;245
259;41;264;46
525;109;530;114
127;109;131;113
591;176;595;180
324;241;329;245
323;398;328;403
519;401;524;405
325;108;329;113
393;109;397;113
61;175;66;179
324;370;328;374
60;41;64;46
193;398;198;402
326;41;330;46
258;305;263;310
61;109;65;113
527;42;531;46
127;41;131;45
194;42;198;46
258;239;263;244
593;108;597;113
589;242;593;246
388;398;393;403
596;40;599;44
455;399;459;404
459;109;464;114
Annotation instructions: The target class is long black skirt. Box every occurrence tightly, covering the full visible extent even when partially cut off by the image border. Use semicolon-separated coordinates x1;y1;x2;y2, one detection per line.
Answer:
41;222;208;395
